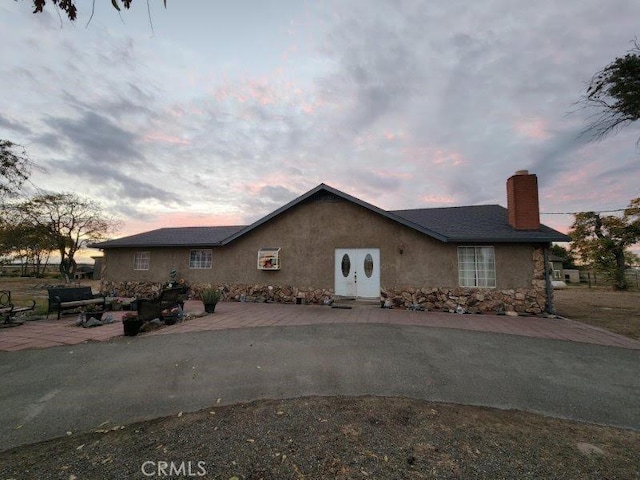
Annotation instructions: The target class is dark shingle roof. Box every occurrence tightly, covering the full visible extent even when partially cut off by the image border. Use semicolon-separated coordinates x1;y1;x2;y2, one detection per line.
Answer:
91;184;570;249
91;226;245;248
391;205;570;243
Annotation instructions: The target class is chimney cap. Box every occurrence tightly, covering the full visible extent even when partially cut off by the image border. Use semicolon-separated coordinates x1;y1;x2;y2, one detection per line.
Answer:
514;169;530;175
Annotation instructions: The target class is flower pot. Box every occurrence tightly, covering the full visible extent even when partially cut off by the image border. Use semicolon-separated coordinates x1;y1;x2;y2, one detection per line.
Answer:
122;318;143;336
204;302;217;314
163;315;178;325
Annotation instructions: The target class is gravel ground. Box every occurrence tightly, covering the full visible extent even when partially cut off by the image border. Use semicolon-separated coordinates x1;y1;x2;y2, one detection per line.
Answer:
1;396;638;479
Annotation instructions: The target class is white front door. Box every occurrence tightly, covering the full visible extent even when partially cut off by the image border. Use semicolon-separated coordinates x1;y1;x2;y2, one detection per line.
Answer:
334;248;380;298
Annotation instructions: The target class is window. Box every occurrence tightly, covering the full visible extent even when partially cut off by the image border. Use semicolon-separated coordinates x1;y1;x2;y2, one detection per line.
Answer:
133;251;150;271
257;248;281;270
189;249;212;269
458;246;496;288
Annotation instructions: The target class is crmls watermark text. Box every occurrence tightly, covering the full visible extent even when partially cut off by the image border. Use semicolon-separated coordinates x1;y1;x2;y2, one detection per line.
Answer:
141;460;207;477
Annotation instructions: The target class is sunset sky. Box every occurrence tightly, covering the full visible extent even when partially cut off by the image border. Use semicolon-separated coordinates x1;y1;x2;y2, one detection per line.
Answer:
2;0;639;258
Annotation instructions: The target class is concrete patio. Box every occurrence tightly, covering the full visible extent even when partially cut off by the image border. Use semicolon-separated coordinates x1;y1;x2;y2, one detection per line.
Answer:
1;300;639;351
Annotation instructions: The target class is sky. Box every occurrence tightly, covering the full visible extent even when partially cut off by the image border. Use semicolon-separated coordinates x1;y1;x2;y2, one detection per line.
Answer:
2;0;640;259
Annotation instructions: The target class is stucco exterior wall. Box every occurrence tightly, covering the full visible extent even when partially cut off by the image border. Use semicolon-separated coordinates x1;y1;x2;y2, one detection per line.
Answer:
101;196;535;289
99;195;551;312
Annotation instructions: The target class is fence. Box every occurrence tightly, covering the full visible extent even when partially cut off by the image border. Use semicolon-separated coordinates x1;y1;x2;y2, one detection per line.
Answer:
580;269;640;289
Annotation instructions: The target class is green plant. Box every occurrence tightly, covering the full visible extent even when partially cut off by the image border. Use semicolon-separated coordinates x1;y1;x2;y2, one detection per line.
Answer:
199;288;222;304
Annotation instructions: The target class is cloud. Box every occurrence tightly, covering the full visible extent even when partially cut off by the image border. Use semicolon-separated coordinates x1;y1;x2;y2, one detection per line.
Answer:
3;0;640;241
43;110;142;166
0;113;31;136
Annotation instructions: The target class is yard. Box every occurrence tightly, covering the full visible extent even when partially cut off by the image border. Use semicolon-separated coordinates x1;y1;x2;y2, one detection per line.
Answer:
1;278;639;478
554;286;640;340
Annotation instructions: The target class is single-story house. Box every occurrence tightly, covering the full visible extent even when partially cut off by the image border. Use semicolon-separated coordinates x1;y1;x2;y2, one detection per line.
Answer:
91;170;570;314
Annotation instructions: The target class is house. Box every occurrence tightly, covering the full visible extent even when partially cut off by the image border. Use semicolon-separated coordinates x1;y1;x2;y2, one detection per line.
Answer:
91;170;570;314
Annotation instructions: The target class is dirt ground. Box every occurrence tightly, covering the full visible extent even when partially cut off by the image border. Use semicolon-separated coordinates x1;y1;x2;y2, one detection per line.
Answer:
1;396;638;480
554;286;640;340
1;279;639;479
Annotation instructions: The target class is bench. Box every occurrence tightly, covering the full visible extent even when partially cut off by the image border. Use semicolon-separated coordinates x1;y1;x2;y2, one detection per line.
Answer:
0;290;36;326
47;287;106;320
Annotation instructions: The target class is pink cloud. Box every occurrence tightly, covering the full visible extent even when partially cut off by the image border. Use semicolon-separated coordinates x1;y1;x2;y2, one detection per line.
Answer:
401;145;467;167
142;132;190;146
419;194;456;205
514;118;551;140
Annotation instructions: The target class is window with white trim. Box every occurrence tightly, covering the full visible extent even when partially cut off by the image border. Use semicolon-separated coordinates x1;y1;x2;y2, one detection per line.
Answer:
133;251;150;271
189;249;212;269
458;246;496;288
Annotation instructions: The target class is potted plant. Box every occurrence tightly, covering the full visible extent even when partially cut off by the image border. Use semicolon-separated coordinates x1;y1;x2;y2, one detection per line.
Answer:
83;304;104;321
199;287;222;313
122;311;143;336
111;297;124;311
161;306;181;325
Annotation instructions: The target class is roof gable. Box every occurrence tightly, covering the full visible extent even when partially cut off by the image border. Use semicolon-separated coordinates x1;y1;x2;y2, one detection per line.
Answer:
220;183;448;245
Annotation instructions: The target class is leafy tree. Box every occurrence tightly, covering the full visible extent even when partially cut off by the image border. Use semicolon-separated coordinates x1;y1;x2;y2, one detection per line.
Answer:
570;198;640;290
549;244;578;269
0;140;33;200
0;221;56;276
580;40;640;144
15;193;117;281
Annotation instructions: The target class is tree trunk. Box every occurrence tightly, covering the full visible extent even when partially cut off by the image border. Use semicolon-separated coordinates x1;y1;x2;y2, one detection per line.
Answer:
614;249;627;290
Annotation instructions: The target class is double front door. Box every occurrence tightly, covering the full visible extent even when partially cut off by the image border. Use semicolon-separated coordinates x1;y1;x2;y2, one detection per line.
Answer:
334;248;380;298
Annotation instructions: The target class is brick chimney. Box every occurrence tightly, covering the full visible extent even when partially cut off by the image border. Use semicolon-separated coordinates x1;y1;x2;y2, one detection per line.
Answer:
506;170;540;230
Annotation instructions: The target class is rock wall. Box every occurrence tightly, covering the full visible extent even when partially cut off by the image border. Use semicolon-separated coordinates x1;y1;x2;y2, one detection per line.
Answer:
102;247;551;314
100;281;335;305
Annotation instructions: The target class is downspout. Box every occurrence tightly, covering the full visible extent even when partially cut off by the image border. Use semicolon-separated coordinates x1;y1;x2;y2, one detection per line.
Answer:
543;246;555;315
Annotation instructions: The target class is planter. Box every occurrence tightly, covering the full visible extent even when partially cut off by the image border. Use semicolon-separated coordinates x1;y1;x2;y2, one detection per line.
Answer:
163;315;178;325
204;302;217;314
122;318;143;336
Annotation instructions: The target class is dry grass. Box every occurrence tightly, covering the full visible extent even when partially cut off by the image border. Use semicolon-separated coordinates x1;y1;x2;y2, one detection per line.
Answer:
554;286;640;340
0;276;101;315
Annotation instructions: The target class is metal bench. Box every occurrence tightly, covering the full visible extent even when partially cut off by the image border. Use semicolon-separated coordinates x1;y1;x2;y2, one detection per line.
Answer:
0;290;36;326
47;287;105;320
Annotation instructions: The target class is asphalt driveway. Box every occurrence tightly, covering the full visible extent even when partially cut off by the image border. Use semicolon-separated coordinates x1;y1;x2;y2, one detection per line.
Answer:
1;322;639;452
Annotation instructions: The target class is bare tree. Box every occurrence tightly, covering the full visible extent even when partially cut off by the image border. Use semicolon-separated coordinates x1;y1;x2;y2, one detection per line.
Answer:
16;192;118;281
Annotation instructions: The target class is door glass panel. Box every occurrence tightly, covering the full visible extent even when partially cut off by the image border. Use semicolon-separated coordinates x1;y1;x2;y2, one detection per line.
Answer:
341;254;351;277
364;253;374;278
